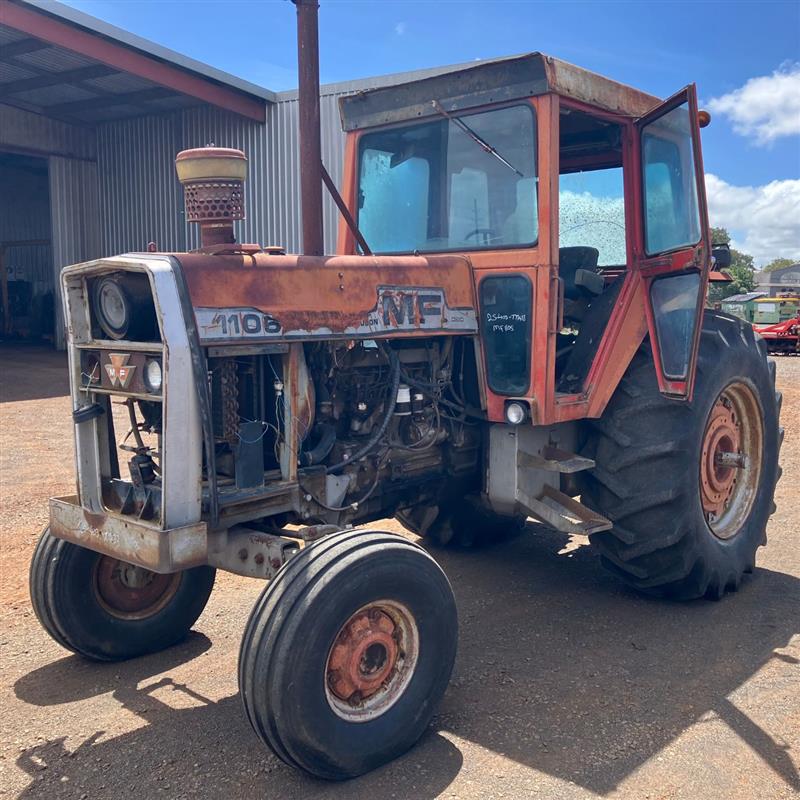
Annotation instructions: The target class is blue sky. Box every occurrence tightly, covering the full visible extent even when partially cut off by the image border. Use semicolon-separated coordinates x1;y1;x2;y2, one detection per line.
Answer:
59;0;800;263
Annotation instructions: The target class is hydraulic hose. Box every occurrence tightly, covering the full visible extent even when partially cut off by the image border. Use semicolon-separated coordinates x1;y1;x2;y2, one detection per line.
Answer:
326;347;400;475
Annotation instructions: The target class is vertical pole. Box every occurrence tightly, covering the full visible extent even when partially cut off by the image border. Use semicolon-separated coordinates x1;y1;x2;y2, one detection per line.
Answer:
294;0;325;256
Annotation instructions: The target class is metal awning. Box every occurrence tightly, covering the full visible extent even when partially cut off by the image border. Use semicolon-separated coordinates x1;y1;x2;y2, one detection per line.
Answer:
0;0;273;124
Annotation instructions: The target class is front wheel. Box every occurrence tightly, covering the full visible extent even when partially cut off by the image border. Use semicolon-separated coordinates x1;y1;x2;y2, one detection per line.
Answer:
238;530;458;780
30;527;216;660
581;312;781;600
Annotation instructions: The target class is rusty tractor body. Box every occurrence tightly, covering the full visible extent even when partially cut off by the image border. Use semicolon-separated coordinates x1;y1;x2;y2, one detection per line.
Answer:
32;0;781;781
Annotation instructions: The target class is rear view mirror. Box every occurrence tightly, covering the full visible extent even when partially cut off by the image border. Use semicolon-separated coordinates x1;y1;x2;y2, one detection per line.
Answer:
712;242;731;269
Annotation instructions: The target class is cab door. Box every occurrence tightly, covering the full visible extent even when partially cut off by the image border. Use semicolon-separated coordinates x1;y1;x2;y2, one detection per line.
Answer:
635;84;710;400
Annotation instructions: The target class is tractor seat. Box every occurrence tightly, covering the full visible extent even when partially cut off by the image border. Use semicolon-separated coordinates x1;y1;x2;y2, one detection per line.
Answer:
559;246;604;299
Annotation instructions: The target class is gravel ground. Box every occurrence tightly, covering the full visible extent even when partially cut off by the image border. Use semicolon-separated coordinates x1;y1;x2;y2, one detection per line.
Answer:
1;344;798;800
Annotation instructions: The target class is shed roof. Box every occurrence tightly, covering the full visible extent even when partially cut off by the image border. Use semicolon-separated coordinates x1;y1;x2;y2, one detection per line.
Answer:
0;0;273;124
339;52;663;131
722;292;767;303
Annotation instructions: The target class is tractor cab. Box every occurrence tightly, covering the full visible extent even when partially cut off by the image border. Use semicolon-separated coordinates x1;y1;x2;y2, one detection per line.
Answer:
339;53;711;418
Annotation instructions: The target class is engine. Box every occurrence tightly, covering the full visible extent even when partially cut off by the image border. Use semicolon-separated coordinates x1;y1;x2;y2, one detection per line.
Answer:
207;337;482;527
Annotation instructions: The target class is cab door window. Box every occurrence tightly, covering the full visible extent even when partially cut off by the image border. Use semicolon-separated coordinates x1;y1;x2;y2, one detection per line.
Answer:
641;102;701;255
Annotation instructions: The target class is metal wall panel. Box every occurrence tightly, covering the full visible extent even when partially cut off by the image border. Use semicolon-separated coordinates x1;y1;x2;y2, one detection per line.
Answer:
96;113;184;255
0;103;96;160
49;155;100;348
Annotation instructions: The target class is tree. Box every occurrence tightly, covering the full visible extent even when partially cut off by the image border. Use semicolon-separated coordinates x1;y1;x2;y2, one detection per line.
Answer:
762;257;797;272
707;226;757;302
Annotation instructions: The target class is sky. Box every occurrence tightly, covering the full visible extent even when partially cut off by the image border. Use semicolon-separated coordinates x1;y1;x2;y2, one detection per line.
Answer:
59;0;800;265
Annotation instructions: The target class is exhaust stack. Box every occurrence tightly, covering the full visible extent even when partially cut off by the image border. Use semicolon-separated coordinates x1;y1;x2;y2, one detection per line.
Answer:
294;0;324;256
175;146;247;249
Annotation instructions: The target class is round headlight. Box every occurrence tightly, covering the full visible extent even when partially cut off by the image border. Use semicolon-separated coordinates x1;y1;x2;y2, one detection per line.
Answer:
505;401;527;425
93;276;131;339
144;358;163;393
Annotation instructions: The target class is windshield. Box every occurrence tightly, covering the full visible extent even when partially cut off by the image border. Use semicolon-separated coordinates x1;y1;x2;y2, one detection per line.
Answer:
357;104;538;254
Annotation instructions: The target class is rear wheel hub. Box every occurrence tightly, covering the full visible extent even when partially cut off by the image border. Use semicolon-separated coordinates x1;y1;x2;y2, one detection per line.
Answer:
699;382;763;539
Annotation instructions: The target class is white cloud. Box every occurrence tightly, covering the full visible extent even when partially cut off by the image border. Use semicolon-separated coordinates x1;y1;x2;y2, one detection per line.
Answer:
394;22;407;36
707;63;800;145
705;173;800;265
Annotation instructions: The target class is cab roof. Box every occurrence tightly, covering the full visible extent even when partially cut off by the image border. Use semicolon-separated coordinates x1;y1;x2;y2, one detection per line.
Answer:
339;52;662;132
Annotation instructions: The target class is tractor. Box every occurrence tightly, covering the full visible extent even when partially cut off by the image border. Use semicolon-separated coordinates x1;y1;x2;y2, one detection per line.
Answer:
31;0;781;781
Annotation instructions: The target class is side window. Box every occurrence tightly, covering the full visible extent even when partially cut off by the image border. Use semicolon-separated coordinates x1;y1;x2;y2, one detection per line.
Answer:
641;102;701;255
359;150;430;253
650;272;702;379
559;167;626;265
479;275;532;395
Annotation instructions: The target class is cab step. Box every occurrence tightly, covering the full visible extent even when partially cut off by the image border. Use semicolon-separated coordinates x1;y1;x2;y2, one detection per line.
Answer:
517;484;612;535
518;446;595;474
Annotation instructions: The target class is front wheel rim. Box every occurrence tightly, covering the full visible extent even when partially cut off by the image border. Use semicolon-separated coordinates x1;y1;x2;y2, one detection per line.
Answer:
325;600;419;722
699;382;764;540
93;557;181;620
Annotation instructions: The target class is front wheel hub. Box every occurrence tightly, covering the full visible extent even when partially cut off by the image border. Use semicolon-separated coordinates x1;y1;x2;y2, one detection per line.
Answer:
93;557;181;619
699;383;763;540
325;601;419;722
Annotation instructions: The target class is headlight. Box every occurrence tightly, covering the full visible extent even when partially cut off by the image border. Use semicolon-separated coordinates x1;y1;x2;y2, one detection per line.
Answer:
505;401;527;425
93;276;131;339
144;358;163;393
91;273;158;341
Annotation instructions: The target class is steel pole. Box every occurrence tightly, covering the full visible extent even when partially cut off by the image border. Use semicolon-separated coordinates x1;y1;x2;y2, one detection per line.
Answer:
294;0;324;256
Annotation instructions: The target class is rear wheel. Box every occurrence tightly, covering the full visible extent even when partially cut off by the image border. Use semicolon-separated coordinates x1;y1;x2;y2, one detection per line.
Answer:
396;495;525;548
238;529;457;780
581;312;781;599
30;527;215;660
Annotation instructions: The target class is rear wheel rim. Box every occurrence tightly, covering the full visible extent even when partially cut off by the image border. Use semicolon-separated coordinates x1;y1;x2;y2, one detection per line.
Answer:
325;600;419;722
93;557;181;620
699;382;763;540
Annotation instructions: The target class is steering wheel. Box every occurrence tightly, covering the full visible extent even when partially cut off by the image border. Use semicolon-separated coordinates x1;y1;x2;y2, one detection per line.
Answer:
465;227;498;245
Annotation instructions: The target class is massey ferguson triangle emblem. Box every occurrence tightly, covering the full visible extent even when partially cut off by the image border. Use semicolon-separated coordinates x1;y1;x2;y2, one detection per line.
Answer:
105;353;136;388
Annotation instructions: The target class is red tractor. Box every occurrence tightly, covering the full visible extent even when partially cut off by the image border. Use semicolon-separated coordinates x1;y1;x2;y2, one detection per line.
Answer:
31;0;781;780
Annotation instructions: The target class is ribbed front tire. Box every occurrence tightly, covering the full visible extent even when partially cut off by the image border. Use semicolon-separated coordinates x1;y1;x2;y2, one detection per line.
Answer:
238;529;457;779
30;527;215;660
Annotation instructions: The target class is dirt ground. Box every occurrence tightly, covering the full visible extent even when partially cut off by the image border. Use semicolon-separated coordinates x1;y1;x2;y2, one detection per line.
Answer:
1;344;797;800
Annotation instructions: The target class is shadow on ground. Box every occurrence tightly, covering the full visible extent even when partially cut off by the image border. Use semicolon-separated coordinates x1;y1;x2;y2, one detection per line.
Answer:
0;345;69;403
13;525;800;798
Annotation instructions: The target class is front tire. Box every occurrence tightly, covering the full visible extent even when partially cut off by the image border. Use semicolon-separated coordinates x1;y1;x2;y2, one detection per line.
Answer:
581;312;781;599
30;527;216;660
238;529;457;780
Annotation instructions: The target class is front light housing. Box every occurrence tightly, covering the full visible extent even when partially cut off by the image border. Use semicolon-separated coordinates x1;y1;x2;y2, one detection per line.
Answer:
93;276;130;339
91;272;159;342
144;358;163;393
505;401;527;425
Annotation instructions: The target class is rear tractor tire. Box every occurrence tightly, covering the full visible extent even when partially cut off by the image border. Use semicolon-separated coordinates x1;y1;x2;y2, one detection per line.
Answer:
238;529;457;780
30;527;216;660
581;312;781;600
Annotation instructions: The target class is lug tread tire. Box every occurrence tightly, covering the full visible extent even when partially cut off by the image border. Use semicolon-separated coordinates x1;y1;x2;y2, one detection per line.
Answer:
581;312;780;600
238;529;458;780
29;527;215;661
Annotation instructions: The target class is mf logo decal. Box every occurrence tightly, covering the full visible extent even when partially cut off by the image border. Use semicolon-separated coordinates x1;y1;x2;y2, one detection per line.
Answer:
105;353;136;388
379;289;443;327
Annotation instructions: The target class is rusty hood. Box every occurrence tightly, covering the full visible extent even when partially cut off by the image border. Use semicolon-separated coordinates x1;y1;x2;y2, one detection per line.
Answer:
173;252;478;344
